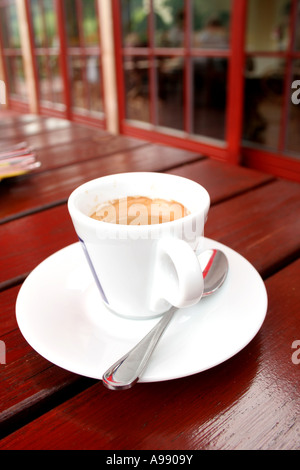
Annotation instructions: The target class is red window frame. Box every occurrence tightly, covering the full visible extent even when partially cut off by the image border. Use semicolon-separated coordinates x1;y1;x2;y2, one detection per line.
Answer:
27;0;66;118
113;0;300;181
112;0;246;165
0;0;30;112
60;0;106;128
25;0;106;127
242;0;300;182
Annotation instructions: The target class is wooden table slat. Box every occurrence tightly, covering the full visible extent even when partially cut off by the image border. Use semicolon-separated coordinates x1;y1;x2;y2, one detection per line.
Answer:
168;159;275;204
33;135;150;173
0;116;72;140
1;114;299;450
0;285;93;438
0;178;299;435
1;125;104;151
0;114;45;129
205;179;300;278
1;259;299;450
0;144;202;223
0;151;274;224
1;178;299;288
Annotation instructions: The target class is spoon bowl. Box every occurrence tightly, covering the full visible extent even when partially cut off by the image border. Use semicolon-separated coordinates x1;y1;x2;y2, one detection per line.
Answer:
201;249;228;296
103;248;228;390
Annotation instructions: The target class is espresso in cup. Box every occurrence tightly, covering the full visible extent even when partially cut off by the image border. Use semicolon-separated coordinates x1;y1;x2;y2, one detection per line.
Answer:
90;196;190;225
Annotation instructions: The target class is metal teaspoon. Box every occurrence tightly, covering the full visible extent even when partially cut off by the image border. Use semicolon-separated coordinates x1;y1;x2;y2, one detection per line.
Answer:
102;248;229;390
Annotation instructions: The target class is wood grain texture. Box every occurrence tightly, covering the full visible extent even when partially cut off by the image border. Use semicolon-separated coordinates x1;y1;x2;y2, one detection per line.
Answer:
0;259;299;450
0;286;94;439
2;179;299;287
0;144;201;222
0;116;148;171
31;135;149;172
1;114;299;450
0;114;43;128
168;159;275;203
205;180;300;278
0;176;299;445
0;205;77;286
0;116;72;140
1;124;101;150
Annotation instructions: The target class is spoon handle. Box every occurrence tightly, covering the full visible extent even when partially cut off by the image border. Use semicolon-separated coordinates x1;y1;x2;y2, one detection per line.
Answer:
102;307;177;390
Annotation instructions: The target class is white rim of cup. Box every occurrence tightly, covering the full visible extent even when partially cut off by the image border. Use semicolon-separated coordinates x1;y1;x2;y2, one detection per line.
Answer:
67;172;210;235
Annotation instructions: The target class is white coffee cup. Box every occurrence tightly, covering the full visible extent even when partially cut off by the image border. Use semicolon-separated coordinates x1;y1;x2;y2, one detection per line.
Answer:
68;172;210;319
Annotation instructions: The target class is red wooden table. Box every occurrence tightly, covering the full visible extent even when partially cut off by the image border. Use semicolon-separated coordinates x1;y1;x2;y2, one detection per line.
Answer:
0;115;299;451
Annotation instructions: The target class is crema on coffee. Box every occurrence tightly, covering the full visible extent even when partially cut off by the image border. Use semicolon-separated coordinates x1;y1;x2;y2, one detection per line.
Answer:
90;196;190;225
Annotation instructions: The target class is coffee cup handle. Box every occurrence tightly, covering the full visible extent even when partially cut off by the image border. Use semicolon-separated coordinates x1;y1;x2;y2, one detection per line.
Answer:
150;238;204;313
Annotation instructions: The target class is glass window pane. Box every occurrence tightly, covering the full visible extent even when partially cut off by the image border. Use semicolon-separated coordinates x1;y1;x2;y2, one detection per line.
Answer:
286;60;300;156
86;55;103;113
0;6;10;48
30;0;46;47
43;0;59;48
4;56;27;100
30;0;58;48
64;0;80;46
69;56;86;109
124;56;150;122
36;55;52;102
294;0;300;50
6;3;21;48
0;3;21;49
243;57;285;150
5;56;16;95
0;4;21;49
14;56;27;98
157;57;184;130
121;0;149;47
154;0;184;48
246;0;291;52
69;55;103;114
82;0;99;46
193;0;231;49
193;57;228;140
50;55;64;104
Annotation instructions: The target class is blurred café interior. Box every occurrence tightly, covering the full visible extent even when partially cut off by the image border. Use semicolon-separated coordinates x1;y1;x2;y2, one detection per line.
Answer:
0;0;300;182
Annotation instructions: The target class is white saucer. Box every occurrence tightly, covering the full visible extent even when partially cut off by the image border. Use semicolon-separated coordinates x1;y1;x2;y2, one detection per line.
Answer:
16;239;268;383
